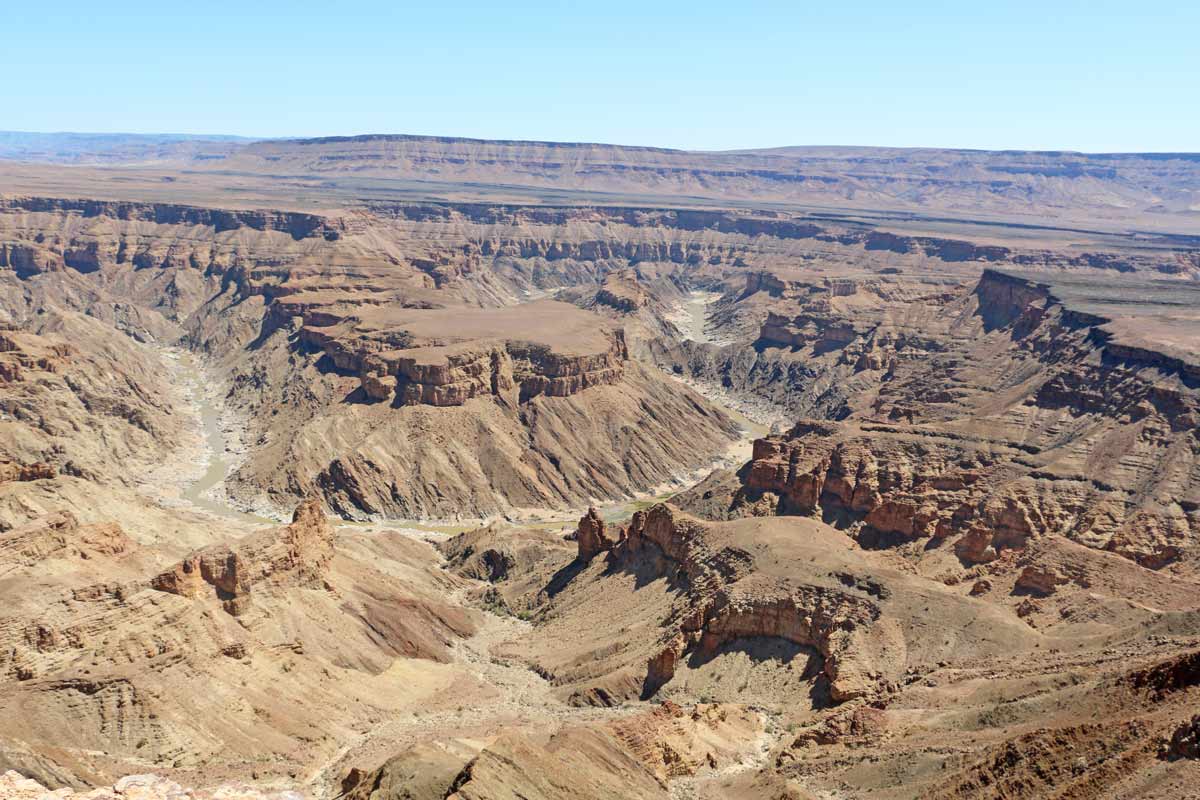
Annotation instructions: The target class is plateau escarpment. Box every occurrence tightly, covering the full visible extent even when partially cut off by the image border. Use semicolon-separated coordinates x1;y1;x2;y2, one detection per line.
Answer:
296;301;628;406
194;137;1200;223
9;135;1200;227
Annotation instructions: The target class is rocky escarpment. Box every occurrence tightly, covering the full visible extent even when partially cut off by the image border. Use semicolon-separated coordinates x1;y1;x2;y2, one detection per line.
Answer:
608;506;886;703
363;202;1196;276
977;268;1200;384
268;295;634;407
714;269;1200;570
556;505;1033;706
749;272;957;364
209;137;1200;222
343;331;628;406
477;236;745;268
151;497;333;615
740;421;1073;560
0;196;352;241
757;308;870;353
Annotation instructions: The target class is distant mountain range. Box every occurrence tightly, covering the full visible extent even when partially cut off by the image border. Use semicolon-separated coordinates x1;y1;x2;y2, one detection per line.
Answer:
0;131;259;164
2;131;1198;225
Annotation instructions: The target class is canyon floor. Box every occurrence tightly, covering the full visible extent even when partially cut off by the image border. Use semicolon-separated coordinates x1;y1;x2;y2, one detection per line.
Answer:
2;134;1200;799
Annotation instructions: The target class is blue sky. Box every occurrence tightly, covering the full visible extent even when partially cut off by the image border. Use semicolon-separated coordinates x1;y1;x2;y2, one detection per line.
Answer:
3;1;1197;151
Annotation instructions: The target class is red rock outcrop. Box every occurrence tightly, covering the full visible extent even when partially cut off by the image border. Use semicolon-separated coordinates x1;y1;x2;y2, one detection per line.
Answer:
1014;565;1069;596
364;333;626;407
0;196;349;241
575;507;615;561
594;269;651;313
0;330;70;383
789;704;888;748
291;300;631;407
0;460;56;483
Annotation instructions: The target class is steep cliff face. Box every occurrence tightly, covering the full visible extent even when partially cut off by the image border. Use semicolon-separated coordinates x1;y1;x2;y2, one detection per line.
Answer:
510;504;1036;708
713;269;1200;570
331;330;629;407
0;196;351;241
389;202;1194;277
609;506;892;703
757;309;869;352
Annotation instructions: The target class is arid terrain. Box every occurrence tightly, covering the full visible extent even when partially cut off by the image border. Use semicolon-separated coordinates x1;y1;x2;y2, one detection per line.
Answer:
2;132;1200;799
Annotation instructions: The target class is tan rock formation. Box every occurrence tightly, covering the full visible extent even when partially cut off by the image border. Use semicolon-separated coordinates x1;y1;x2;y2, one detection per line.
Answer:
575;507;615;561
296;303;630;408
151;497;332;615
0;461;56;483
709;269;1200;573
1167;715;1200;760
507;504;1036;709
0;512;131;568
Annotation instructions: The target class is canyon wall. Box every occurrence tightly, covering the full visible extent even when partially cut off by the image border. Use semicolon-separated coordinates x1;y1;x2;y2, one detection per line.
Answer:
697;269;1200;571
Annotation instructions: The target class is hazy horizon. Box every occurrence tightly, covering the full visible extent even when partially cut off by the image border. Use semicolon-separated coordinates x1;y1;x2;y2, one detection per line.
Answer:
2;129;1198;157
4;0;1198;153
